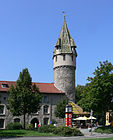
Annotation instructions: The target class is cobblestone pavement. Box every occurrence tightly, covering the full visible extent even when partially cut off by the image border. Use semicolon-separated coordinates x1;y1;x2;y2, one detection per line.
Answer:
1;128;113;140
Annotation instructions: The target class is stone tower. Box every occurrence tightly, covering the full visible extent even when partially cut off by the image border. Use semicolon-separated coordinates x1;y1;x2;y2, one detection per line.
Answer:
53;18;77;102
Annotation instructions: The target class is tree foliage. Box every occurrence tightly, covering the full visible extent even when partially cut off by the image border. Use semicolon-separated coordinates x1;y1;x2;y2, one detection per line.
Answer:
75;85;85;103
8;68;42;129
54;98;68;119
78;60;113;122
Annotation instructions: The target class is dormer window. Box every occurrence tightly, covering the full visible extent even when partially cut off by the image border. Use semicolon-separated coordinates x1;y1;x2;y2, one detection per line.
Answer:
1;84;9;88
71;46;75;51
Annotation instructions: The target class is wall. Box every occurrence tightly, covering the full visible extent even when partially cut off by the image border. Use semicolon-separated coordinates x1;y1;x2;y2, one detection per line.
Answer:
0;91;65;128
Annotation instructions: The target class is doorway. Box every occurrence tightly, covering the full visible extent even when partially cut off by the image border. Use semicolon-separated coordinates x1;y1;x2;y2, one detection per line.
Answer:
31;118;39;128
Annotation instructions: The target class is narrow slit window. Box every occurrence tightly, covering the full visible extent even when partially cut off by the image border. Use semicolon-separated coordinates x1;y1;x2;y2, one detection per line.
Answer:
63;55;65;61
72;55;73;61
56;56;57;62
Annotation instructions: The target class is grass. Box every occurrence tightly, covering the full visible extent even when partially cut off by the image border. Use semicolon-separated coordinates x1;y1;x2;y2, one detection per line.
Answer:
0;129;58;137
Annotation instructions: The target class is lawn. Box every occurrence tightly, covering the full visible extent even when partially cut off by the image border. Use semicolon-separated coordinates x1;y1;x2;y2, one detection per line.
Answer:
0;129;58;137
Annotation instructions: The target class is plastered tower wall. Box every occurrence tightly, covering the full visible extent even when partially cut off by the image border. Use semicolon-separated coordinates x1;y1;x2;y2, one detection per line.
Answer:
53;19;77;102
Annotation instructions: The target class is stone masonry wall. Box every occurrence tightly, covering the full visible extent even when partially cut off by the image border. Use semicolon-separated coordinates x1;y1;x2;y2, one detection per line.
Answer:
0;92;66;128
54;66;75;102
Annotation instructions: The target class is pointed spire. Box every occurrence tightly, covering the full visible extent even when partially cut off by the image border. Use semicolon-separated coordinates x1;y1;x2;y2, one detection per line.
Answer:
62;11;66;21
55;18;76;54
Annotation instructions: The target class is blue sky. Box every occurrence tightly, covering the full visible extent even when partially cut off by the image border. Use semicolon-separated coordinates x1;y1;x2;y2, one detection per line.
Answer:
0;0;113;86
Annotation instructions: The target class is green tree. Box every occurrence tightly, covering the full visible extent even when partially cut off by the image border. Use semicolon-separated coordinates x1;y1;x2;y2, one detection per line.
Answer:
75;85;85;103
78;60;113;124
8;68;42;129
54;98;68;120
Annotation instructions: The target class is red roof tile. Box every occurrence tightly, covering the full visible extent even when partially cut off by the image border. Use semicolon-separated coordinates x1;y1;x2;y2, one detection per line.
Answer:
0;81;64;94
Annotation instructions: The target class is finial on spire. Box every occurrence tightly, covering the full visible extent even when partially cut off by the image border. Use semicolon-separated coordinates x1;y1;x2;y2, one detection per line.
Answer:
62;11;66;20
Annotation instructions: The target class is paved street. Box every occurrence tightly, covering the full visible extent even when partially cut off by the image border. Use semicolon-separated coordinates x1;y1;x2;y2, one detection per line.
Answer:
1;128;113;140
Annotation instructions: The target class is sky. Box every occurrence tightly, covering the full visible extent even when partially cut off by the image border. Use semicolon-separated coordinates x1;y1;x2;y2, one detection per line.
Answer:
0;0;113;86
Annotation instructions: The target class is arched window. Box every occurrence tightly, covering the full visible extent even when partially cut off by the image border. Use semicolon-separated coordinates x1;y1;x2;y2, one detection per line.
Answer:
14;118;20;123
43;105;49;115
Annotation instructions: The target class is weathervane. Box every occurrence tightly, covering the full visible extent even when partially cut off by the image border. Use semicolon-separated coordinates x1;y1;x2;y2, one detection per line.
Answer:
62;11;66;20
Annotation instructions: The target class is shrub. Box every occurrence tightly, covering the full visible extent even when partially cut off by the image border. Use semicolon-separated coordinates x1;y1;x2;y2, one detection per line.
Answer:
38;124;83;136
54;125;83;136
95;126;113;134
38;125;56;133
6;122;23;130
51;119;57;124
26;124;34;130
71;128;84;136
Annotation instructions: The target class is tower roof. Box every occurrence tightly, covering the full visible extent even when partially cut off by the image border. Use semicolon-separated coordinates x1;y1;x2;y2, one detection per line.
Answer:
55;19;76;54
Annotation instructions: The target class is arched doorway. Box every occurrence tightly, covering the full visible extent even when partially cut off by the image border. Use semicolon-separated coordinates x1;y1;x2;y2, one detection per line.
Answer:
31;118;39;128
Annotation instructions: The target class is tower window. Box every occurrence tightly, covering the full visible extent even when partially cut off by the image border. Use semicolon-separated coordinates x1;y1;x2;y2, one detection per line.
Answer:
55;56;57;62
59;38;61;46
72;55;73;61
63;55;65;61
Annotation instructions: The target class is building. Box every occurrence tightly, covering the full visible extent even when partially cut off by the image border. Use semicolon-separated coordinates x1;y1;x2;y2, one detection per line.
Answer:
0;18;77;129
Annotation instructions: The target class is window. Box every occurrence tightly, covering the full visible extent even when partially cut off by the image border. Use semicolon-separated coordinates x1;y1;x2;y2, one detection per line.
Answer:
63;55;65;61
72;55;73;61
4;97;7;101
55;56;57;62
2;84;9;88
44;118;49;125
0;105;4;115
59;38;61;46
0;119;4;129
43;96;48;103
14;118;20;123
43;105;49;114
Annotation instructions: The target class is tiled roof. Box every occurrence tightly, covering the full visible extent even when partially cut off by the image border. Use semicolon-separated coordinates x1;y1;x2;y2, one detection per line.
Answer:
0;81;64;94
69;101;90;115
54;19;76;55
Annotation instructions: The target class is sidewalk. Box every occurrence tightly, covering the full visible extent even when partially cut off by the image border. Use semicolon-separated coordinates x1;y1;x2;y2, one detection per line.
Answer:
79;128;113;139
